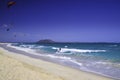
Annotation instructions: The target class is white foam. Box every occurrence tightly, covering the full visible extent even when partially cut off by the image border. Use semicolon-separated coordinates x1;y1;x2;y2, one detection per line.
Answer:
69;59;82;66
60;48;106;53
46;54;71;59
7;43;35;53
45;55;82;66
19;44;36;49
52;47;59;50
95;61;109;65
64;46;68;48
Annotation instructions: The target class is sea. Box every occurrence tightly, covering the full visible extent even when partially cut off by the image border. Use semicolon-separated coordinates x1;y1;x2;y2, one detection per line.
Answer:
6;42;120;79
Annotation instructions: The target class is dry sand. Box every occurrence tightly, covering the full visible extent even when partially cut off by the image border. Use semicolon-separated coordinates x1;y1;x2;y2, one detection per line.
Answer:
0;45;113;80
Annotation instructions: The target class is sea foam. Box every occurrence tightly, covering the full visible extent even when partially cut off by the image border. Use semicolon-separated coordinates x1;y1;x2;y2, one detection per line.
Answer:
60;48;106;53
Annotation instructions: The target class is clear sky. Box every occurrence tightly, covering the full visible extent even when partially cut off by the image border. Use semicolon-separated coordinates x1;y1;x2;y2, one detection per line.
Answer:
0;0;120;42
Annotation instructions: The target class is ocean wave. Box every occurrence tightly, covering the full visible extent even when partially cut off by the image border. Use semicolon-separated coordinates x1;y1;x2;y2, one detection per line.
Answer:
7;43;35;53
59;48;106;53
7;43;83;66
52;47;59;50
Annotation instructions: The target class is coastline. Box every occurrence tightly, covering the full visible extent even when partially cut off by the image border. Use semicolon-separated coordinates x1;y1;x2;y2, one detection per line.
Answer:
0;43;113;80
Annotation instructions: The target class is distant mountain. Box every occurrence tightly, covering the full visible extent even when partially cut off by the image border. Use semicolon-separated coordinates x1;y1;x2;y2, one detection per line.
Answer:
37;39;55;43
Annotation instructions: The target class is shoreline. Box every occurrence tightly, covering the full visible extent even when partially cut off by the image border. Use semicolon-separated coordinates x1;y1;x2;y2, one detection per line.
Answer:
0;43;113;80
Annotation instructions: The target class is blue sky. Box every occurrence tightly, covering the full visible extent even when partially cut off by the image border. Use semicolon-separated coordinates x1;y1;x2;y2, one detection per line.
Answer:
0;0;120;42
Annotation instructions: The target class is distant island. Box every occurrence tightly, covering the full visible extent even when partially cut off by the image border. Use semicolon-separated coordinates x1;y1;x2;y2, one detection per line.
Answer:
37;39;55;43
36;39;119;44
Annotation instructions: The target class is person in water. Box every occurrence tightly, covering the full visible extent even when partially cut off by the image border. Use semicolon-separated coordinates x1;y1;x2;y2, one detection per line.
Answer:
57;48;61;52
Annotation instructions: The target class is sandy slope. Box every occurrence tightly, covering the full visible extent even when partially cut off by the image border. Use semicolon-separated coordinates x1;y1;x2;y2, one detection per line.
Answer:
0;50;64;80
0;46;112;80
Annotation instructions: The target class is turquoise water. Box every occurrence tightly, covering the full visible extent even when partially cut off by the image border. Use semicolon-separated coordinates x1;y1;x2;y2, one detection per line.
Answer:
9;43;120;79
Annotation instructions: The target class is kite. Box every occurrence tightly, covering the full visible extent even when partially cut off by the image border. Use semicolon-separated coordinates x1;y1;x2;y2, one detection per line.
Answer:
0;23;14;31
7;1;16;8
0;0;16;37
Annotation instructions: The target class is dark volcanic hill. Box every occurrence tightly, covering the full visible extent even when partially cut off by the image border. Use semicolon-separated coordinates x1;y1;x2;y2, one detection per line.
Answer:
37;39;55;43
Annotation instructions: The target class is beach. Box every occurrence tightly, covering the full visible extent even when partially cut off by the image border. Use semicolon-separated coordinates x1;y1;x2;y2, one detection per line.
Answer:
0;43;113;80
